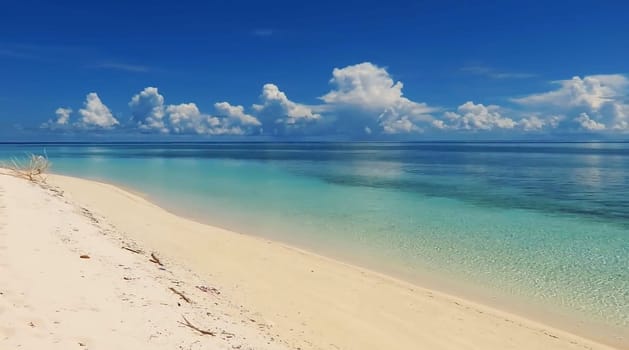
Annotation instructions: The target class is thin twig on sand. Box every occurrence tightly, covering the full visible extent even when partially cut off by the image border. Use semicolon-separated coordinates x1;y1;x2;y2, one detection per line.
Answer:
196;285;221;295
221;330;235;338
178;315;215;336
149;252;163;266
122;246;142;254
169;287;192;303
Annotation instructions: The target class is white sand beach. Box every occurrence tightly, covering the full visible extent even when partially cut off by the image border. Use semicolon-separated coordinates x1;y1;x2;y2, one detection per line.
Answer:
0;171;623;350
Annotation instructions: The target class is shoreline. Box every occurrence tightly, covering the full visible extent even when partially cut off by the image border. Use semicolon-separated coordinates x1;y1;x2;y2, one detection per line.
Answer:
0;171;289;349
1;170;624;349
52;171;628;349
47;173;625;349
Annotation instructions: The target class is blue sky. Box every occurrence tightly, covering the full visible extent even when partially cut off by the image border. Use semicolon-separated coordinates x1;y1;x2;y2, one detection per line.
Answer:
1;0;628;140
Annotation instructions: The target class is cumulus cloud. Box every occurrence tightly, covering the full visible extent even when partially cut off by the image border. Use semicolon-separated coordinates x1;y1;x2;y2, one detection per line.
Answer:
443;102;516;131
127;88;261;136
320;62;436;134
611;103;629;130
252;84;321;131
41;107;73;129
78;93;119;129
129;87;167;133
574;113;606;131
163;102;260;136
42;64;629;137
376;105;437;134
518;115;563;131
54;107;72;125
215;101;261;126
322;62;406;108
513;74;629;133
380;114;422;134
513;75;628;111
165;103;217;134
517;115;545;131
213;101;262;134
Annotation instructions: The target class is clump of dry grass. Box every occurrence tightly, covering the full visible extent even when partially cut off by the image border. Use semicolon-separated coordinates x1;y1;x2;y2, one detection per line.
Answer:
1;152;52;182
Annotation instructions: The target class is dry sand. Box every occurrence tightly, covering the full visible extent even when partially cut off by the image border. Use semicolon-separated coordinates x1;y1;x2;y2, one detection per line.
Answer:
0;171;623;349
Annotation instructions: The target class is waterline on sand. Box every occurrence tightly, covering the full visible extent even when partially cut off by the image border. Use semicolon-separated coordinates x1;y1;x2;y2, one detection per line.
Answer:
1;142;627;346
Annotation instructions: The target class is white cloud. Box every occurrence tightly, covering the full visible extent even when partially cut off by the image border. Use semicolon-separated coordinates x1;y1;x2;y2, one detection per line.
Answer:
548;115;564;129
165;103;217;134
165;102;260;136
517;115;564;131
214;101;262;134
215;101;260;126
380;115;422;134
40;107;73;129
320;62;435;134
322;62;406;108
431;119;447;129
54;107;72;125
574;113;606;131
43;66;629;137
129;87;167;133
252;83;321;128
127;87;260;136
513;75;628;111
609;102;629;131
78;93;119;129
377;107;428;134
518;115;545;131
513;74;629;133
444;101;516;131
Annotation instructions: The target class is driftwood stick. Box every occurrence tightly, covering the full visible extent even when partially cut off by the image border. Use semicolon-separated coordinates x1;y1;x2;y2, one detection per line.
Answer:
196;285;221;295
178;315;215;336
149;252;163;266
122;246;142;254
221;330;235;338
169;287;191;303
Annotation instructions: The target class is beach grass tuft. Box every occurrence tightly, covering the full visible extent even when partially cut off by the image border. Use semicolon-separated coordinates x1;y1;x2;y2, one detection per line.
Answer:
1;152;51;182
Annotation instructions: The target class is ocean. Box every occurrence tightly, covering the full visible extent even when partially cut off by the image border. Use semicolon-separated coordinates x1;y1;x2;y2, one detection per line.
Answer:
1;142;627;338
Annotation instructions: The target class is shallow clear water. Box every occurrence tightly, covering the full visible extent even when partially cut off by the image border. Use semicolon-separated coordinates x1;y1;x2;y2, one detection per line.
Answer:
1;142;627;333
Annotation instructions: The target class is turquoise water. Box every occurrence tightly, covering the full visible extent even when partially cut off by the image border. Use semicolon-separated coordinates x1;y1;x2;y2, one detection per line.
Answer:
1;142;627;336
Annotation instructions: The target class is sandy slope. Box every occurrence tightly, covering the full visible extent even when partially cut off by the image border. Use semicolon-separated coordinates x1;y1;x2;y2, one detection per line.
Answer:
0;172;288;349
0;171;623;349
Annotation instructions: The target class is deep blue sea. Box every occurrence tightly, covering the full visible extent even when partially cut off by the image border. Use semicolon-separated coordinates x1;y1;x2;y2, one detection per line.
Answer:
1;142;627;336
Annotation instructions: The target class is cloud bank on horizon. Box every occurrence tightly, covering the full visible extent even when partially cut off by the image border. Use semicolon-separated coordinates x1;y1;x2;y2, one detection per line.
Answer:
42;62;629;138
